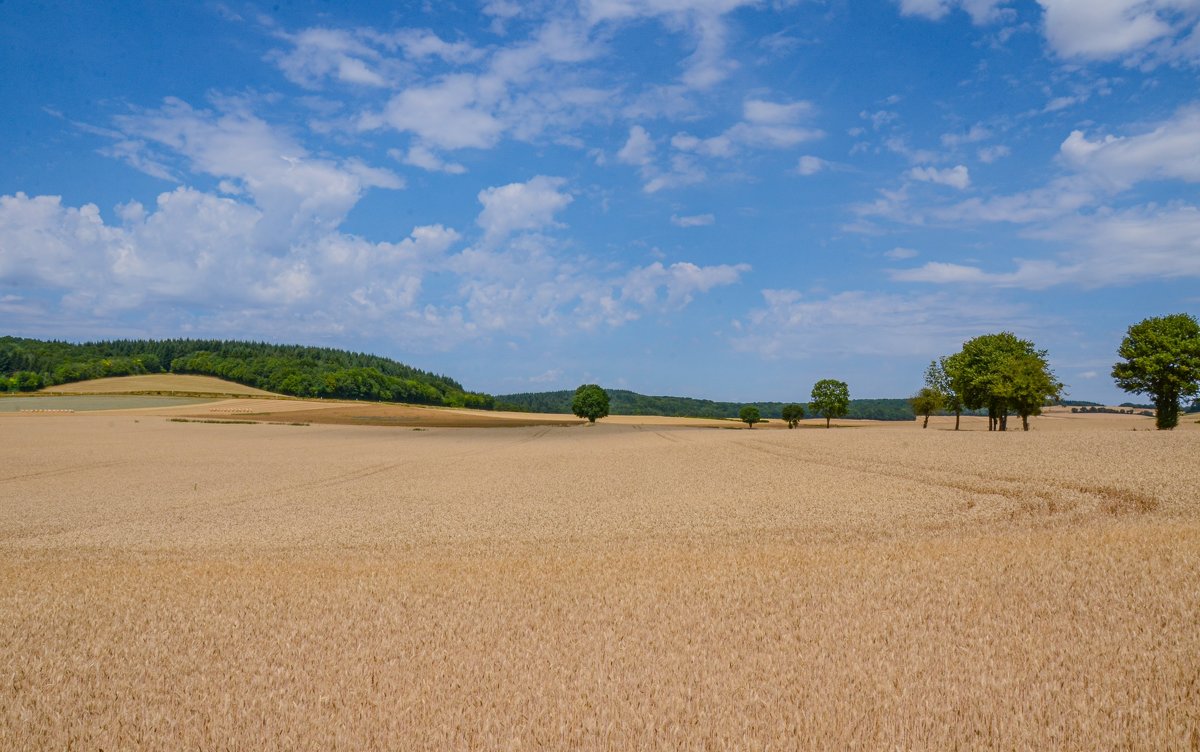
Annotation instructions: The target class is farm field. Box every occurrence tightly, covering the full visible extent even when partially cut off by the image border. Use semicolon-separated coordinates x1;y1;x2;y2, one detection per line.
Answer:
40;373;278;396
1;414;1198;749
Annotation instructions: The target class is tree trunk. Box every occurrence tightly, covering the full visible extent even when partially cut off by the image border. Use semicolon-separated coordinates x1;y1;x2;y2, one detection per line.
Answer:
922;414;929;428
954;411;961;431
1155;394;1179;430
999;414;1008;431
825;417;831;428
1022;414;1029;431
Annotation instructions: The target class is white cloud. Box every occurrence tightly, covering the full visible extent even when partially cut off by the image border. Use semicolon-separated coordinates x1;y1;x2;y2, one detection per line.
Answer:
476;176;573;240
795;155;828;175
909;164;971;189
670;97;822;161
617;125;655;166
621;261;749;309
1037;0;1200;62
941;123;991;147
732;287;1029;358
896;0;1012;23
671;213;715;227
268;28;392;89
885;247;919;259
112;98;402;248
935;177;1095;223
377;75;506;151
642;154;707;193
392;145;467;174
1058;105;1200;189
893;203;1200;288
583;0;757;89
378;29;483;64
977;144;1011;163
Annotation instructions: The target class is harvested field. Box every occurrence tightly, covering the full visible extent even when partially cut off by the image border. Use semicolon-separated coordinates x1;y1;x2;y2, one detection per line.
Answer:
41;373;277;397
1;416;1198;749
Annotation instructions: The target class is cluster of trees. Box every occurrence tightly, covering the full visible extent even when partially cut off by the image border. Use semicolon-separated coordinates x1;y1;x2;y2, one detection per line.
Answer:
911;332;1060;432
908;314;1200;432
740;379;851;429
0;337;491;408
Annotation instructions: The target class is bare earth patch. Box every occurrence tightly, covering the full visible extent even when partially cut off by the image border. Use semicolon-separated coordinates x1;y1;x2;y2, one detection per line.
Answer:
1;415;1198;749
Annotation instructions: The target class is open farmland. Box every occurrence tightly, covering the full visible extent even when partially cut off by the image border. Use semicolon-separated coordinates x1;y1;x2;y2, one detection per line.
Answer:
2;415;1198;749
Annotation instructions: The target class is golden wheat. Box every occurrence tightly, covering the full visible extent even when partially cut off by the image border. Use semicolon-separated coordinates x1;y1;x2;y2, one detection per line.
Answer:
1;415;1197;750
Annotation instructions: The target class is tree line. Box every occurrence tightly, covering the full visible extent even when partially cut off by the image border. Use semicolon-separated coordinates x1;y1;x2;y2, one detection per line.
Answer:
498;388;917;421
0;337;493;408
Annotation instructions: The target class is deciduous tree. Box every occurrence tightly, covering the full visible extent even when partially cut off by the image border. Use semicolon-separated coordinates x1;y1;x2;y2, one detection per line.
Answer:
809;379;849;428
1112;313;1200;430
780;403;805;428
739;405;761;428
909;387;942;429
572;384;610;423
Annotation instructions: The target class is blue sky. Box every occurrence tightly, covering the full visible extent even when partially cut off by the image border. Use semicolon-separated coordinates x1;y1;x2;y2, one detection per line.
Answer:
2;0;1198;403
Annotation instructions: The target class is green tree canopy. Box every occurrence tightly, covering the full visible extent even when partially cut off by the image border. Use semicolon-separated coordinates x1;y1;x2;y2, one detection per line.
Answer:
944;332;1060;431
780;403;805;428
809;379;850;428
909;387;943;429
572;384;610;423
1112;313;1200;430
739;405;762;428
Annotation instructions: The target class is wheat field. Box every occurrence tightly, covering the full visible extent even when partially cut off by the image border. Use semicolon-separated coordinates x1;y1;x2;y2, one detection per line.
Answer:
2;414;1198;749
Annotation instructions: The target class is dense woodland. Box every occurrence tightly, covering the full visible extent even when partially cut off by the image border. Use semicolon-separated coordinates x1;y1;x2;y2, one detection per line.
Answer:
497;389;917;421
0;337;493;408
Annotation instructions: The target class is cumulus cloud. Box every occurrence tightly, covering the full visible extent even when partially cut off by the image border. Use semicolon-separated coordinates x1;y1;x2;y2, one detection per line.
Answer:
0;189;457;319
476;175;573;240
617;125;655;166
376;75;506;151
112;98;403;248
1038;0;1200;63
909;164;971;189
1058;105;1200;188
621;261;750;309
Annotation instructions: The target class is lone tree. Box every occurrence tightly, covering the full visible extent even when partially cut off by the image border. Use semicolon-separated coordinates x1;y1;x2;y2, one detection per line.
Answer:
780;403;805;428
572;384;610;424
909;387;943;429
1112;313;1200;430
809;379;850;428
944;332;1060;431
739;405;762;428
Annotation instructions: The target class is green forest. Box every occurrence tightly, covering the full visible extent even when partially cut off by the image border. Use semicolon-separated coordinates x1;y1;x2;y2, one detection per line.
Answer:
0;337;493;408
496;389;917;421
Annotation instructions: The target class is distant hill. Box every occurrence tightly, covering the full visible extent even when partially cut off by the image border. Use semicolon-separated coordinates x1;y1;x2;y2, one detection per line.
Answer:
495;389;916;421
0;337;492;408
